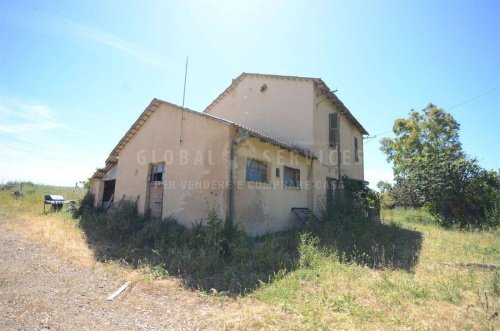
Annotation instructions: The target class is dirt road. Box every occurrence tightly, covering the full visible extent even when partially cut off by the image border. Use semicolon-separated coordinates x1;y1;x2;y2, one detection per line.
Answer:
0;219;228;330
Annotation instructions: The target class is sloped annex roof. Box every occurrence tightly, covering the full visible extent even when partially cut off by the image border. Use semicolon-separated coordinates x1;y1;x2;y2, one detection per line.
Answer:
203;72;369;135
91;99;312;180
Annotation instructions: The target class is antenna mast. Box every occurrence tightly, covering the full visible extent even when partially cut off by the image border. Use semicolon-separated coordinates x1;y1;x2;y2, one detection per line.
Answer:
179;56;188;144
182;56;188;107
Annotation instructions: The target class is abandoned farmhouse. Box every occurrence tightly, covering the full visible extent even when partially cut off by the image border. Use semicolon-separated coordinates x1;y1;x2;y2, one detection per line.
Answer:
89;73;369;235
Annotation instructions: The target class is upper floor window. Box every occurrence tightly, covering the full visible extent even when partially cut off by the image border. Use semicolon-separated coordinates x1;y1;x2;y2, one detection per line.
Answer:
149;162;165;183
329;113;338;149
284;166;300;188
246;158;268;183
354;137;359;162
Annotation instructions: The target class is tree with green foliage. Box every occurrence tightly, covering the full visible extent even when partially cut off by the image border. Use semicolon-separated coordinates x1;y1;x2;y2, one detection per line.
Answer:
79;178;91;189
380;104;499;228
376;181;395;209
376;181;392;193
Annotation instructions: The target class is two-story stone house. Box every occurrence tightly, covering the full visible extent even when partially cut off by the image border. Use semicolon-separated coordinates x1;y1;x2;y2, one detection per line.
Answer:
89;73;369;235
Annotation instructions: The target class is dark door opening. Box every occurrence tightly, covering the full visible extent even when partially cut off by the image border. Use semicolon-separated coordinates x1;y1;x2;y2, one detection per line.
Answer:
102;179;116;208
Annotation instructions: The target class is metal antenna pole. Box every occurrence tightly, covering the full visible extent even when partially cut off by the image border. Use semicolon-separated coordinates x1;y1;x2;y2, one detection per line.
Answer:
182;56;188;107
179;56;188;144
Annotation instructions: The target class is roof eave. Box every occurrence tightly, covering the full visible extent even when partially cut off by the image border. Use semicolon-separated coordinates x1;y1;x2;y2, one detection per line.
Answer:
236;126;313;158
315;79;369;136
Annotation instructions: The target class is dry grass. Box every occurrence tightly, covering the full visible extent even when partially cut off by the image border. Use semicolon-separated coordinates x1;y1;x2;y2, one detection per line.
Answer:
0;184;93;267
253;209;500;330
4;214;95;267
1;185;499;330
0;184;293;329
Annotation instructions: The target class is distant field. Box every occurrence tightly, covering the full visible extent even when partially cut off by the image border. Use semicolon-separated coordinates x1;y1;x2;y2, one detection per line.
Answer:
0;182;84;217
0;183;498;330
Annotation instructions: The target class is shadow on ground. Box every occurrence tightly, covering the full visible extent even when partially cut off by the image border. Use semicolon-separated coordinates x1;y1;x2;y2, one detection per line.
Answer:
78;207;422;296
305;217;423;271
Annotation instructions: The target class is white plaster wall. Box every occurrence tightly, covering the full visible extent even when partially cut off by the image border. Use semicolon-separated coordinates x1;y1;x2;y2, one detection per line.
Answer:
206;76;315;149
311;87;365;216
233;137;312;235
113;103;232;226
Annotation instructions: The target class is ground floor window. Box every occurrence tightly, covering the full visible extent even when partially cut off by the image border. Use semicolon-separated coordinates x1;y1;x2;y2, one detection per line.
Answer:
246;158;268;183
284;166;300;188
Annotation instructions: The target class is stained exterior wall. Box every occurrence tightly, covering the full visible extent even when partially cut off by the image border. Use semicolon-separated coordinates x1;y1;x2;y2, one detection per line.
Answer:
311;86;365;216
206;75;366;220
206;76;315;149
89;104;313;235
110;103;233;227
90;75;367;234
89;179;104;206
233;137;312;235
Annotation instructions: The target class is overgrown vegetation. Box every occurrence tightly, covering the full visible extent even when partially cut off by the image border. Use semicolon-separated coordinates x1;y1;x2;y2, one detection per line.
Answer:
380;104;500;229
75;178;419;296
78;200;298;294
256;208;499;329
1;182;498;329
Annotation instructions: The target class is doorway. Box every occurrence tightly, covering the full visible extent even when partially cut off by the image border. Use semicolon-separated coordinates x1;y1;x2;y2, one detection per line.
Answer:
102;179;116;209
148;184;164;218
147;162;165;218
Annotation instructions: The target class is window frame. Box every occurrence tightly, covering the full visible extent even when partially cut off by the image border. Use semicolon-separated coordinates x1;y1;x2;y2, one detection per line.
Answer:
354;136;359;162
245;158;269;183
148;162;165;183
329;113;338;149
283;166;300;188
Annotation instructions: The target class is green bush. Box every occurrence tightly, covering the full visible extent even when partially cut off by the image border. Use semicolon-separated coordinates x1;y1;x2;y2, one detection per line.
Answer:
73;191;95;218
323;176;380;225
79;200;143;242
380;104;499;229
298;233;321;269
77;192;420;295
77;203;301;295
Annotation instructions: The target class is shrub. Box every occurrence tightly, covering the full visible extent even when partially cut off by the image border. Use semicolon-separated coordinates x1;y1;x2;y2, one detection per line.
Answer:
79;200;143;242
420;158;500;229
134;217;185;250
77;203;302;295
298;233;321;269
322;176;380;226
73;191;95;218
76;192;419;295
380;104;499;228
379;191;395;209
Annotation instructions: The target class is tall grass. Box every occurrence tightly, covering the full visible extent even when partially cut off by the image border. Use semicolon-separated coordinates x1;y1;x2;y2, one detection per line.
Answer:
0;182;91;265
1;183;498;329
254;208;499;330
76;198;426;296
78;202;300;295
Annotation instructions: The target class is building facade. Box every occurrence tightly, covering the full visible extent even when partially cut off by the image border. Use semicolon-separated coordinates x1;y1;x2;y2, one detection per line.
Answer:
89;73;368;235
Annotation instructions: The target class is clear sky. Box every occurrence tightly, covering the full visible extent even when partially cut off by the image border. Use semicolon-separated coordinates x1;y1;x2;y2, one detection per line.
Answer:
0;0;498;187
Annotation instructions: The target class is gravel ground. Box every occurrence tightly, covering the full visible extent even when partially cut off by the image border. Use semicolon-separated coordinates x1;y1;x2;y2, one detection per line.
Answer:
0;219;226;330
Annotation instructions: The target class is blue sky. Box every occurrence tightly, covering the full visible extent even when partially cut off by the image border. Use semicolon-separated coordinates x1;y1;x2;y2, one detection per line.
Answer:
0;0;498;187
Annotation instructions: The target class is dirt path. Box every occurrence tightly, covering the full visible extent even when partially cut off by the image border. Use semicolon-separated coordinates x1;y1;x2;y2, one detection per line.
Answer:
0;219;231;330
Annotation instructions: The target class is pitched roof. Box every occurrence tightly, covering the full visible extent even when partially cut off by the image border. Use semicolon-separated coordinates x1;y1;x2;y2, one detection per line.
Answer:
91;99;312;180
203;72;369;135
108;99;233;159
